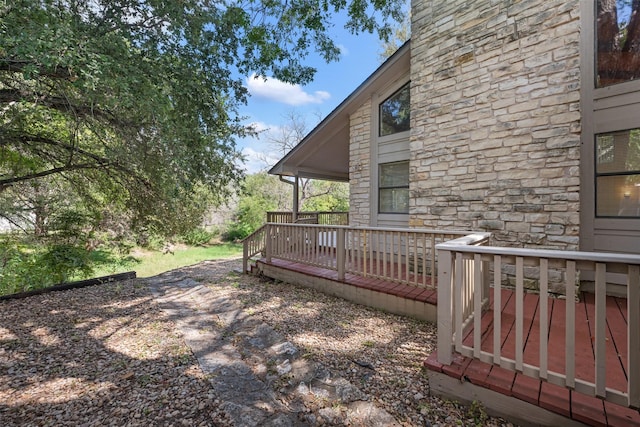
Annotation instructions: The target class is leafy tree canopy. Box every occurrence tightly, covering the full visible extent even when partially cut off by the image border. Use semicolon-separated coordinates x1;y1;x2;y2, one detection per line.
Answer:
0;0;404;234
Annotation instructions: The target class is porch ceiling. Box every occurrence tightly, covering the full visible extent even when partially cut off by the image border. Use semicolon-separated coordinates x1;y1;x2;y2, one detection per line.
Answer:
268;40;411;182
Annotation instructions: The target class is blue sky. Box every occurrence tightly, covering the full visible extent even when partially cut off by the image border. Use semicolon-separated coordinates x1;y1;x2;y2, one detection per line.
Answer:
238;17;389;173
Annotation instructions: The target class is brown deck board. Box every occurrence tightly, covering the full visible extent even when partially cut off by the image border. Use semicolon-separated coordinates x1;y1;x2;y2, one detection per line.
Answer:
574;294;596;384
583;293;629;391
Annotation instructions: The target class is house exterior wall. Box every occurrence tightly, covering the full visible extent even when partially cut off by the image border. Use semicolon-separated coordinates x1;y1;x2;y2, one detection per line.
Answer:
409;0;581;250
349;99;372;227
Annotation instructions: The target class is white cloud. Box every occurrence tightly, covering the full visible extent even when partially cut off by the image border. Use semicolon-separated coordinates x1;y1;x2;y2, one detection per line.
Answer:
239;146;280;174
237;121;289;174
337;44;349;57
246;74;330;106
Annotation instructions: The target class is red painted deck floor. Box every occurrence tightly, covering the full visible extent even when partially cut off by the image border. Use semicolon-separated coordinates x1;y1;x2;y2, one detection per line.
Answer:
425;290;640;427
263;257;438;305
259;258;640;426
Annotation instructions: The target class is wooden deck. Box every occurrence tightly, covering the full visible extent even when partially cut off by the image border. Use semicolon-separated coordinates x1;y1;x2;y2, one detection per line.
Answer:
260;257;438;305
425;290;640;427
258;257;640;426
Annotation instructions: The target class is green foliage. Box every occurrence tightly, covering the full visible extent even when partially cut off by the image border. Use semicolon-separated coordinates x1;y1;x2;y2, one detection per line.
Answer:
301;180;349;212
466;400;489;426
180;228;217;246
223;172;291;240
38;244;94;284
0;237;93;295
0;0;403;237
0;0;402;288
223;222;255;241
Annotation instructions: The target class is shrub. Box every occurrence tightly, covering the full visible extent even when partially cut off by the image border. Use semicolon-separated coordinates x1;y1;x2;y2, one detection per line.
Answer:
181;227;216;246
0;239;95;296
222;221;253;241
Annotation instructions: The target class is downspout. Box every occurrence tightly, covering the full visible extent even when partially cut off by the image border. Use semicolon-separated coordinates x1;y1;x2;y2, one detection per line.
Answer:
279;175;299;222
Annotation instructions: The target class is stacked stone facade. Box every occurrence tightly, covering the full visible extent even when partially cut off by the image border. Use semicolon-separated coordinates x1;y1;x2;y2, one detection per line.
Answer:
349;100;372;227
409;0;581;250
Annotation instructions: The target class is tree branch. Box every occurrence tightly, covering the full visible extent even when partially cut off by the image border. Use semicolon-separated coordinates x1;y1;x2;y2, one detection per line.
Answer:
0;60;78;81
0;163;103;188
0;88;134;128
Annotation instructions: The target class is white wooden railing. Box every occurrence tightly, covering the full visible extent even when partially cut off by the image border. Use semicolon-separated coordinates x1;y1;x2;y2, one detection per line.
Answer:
242;225;267;273
437;239;640;409
249;223;483;288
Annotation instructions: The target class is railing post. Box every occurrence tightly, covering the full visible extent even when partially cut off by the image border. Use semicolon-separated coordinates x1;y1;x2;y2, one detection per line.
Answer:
437;247;454;365
628;265;640;408
265;224;272;263
243;238;248;273
337;227;345;281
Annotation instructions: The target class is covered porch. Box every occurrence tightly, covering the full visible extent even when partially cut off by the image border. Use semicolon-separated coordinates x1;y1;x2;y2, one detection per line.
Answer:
242;222;640;426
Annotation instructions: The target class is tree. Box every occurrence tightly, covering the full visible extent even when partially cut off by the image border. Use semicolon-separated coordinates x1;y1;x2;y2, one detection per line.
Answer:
0;0;404;236
378;2;410;61
597;0;640;86
224;172;291;240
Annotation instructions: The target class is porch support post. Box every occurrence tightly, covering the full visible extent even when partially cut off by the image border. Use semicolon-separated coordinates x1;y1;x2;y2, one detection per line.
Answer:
337;227;345;281
292;176;299;222
437;247;454;365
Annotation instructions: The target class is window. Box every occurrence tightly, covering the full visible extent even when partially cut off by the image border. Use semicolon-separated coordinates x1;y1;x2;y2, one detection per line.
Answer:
595;128;640;217
379;161;409;214
596;0;640;87
379;82;410;136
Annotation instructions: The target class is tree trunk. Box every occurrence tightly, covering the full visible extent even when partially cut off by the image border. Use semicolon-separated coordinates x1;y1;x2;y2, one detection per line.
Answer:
597;1;640;86
597;0;619;54
622;0;640;53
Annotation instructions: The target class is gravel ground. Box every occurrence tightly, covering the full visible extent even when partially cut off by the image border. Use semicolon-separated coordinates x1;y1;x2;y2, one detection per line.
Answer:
0;258;513;426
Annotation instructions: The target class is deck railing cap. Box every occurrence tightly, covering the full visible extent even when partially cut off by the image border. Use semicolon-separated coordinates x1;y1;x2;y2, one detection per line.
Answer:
436;239;640;265
265;222;477;235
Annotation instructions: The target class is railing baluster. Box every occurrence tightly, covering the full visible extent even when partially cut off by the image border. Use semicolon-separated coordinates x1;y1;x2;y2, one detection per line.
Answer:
363;229;368;277
628;265;640;408
493;255;502;365
474;253;482;359
375;231;380;277
515;256;524;372
405;232;410;284
397;232;402;282
540;258;549;380
369;229;374;276
431;235;436;287
565;260;576;389
422;233;427;287
337;228;345;280
383;231;388;278
595;262;607;398
412;235;424;286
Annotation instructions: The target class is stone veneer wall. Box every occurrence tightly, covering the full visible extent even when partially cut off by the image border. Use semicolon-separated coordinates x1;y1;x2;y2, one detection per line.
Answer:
410;0;581;250
349;100;372;227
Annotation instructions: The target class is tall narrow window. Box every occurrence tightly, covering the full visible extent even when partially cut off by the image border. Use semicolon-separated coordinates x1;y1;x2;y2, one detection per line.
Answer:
379;83;410;136
379;161;409;214
596;0;640;87
595;128;640;217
